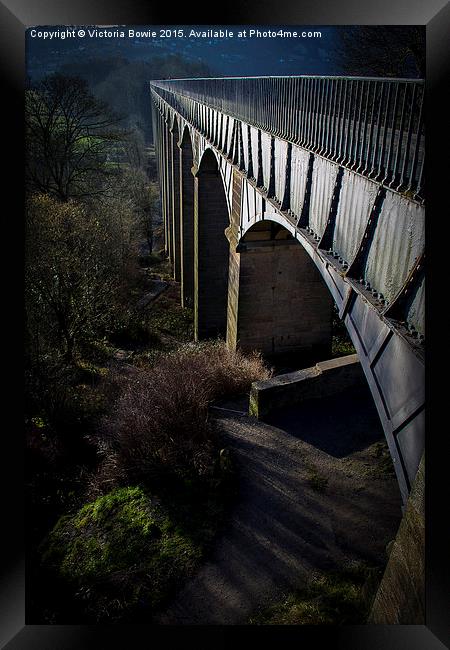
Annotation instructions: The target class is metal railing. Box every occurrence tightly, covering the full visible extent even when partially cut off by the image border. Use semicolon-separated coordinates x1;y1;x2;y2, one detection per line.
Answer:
150;76;425;201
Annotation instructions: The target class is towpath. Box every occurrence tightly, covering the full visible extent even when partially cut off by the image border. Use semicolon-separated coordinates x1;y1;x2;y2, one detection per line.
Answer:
153;383;402;625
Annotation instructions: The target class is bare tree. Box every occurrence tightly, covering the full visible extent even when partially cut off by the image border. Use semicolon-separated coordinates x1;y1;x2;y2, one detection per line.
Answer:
114;167;157;253
25;194;133;364
26;74;125;201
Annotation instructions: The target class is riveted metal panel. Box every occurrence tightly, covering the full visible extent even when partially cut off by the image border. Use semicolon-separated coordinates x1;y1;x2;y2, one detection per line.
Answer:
309;157;339;238
249;126;259;182
223;116;232;156
406;276;425;337
323;263;347;304
261;131;271;190
241;180;253;228
290;146;311;219
219;157;233;218
347;294;388;358
396;409;425;484
243;179;257;228
274;138;288;206
240;123;249;173
364;192;425;303
333;171;379;265
372;333;425;429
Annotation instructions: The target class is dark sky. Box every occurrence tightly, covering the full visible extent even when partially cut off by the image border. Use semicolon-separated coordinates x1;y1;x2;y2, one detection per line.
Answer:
26;25;341;79
26;24;425;82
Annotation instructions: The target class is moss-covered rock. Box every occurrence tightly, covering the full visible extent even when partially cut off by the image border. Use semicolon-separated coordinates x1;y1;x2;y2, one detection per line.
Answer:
41;486;202;621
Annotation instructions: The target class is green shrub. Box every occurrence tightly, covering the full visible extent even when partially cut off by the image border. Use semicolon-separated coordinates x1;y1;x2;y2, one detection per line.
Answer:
331;306;356;357
109;311;162;348
307;471;329;493
138;252;162;267
41;486;202;621
147;302;193;341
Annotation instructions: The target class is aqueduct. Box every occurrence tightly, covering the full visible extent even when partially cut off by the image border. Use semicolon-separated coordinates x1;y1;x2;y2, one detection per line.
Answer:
150;76;425;506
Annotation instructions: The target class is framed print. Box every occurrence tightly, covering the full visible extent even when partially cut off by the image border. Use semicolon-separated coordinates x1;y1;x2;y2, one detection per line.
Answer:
2;0;448;647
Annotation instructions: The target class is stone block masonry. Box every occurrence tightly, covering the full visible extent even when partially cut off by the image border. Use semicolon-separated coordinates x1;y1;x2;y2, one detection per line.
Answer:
229;241;333;359
249;354;364;419
369;453;424;624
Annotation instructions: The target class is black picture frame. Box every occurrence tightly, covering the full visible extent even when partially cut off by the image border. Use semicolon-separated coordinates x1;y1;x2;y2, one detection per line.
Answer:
2;0;448;647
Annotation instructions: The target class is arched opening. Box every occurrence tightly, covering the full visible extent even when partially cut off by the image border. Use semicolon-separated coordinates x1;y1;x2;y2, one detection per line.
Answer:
179;127;194;308
194;148;230;340
170;117;181;281
228;217;334;368
160;117;171;258
164;120;174;263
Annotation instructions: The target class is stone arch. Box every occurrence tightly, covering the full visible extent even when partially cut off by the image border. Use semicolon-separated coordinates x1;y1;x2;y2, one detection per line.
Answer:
169;111;179;134
227;216;333;365
197;146;231;217
194;148;231;340
180;124;195;163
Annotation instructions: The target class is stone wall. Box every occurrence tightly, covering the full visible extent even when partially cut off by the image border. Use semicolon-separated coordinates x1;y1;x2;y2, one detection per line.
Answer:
234;241;333;358
369;452;425;623
249;354;364;418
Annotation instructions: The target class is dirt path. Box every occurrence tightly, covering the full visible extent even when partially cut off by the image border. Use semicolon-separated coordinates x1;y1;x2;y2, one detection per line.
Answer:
153;384;403;625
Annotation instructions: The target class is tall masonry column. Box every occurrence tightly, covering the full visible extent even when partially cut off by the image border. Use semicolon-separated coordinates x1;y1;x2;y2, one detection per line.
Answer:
193;149;230;340
179;128;195;308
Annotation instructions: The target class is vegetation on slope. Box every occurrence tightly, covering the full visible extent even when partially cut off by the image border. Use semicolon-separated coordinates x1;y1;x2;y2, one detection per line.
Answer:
249;563;382;625
41;486;203;622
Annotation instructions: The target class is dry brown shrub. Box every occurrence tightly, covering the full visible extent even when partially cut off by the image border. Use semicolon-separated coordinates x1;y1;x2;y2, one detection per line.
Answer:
91;341;270;492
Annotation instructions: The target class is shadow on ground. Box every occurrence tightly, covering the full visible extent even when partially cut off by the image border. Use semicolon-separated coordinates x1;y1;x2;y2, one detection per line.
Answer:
265;384;383;457
152;381;402;625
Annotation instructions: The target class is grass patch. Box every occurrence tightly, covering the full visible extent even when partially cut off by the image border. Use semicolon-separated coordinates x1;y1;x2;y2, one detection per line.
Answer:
146;295;194;342
105;285;193;353
147;255;173;282
79;339;118;364
370;441;396;478
332;336;356;357
307;470;329;493
108;310;163;348
301;454;329;493
249;563;381;625
341;440;396;482
41;486;206;622
332;306;356;357
137;252;163;267
74;360;109;386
